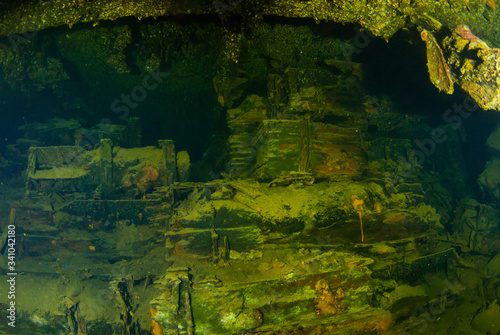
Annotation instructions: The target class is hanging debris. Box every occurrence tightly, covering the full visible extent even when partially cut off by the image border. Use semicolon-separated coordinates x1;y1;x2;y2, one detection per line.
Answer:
421;29;454;95
442;26;500;111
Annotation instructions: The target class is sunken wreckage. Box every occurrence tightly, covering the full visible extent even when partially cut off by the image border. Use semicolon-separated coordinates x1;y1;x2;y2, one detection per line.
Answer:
0;0;500;334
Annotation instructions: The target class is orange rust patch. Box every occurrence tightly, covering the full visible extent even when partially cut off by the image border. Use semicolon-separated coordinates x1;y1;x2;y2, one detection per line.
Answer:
314;280;346;316
487;0;496;10
420;30;427;41
150;308;162;335
366;312;392;332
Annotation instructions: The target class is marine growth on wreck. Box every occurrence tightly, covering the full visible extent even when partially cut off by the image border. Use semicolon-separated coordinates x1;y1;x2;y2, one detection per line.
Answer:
1;0;500;334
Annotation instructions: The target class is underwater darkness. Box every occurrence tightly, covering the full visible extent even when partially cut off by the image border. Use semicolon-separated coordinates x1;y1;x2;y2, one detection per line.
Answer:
465;110;500;196
355;28;496;199
357;28;457;119
1;19;229;165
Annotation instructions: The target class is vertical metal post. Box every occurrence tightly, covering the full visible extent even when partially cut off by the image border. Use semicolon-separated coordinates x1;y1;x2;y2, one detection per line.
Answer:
159;139;177;185
100;139;114;198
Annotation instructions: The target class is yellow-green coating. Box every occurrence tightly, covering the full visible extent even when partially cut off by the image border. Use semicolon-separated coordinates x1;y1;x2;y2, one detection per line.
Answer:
0;0;498;46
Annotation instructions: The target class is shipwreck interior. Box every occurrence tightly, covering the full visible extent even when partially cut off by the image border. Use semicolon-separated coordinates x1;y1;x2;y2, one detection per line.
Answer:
2;1;500;334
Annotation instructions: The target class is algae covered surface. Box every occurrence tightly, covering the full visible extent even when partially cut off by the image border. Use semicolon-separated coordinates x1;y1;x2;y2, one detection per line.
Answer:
0;0;500;334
